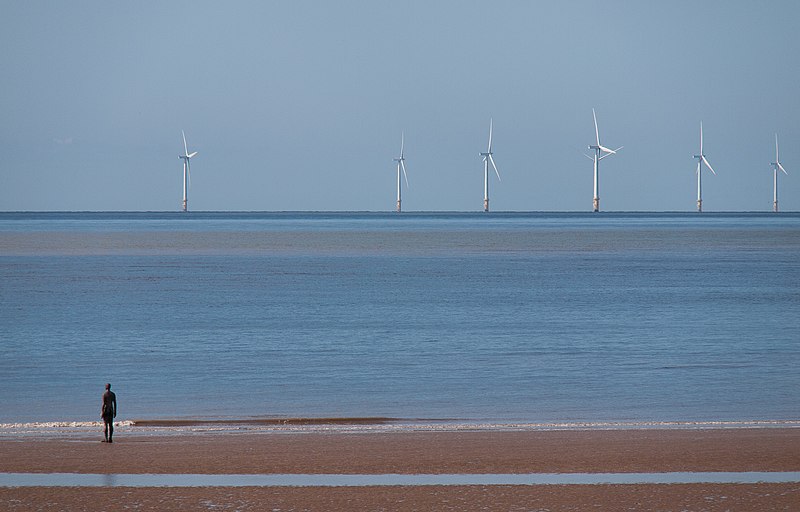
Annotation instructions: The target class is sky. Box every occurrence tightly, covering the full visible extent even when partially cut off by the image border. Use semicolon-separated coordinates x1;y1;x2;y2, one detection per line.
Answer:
1;1;798;212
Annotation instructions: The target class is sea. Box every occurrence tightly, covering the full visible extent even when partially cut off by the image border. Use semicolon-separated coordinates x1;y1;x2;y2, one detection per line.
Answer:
1;212;798;434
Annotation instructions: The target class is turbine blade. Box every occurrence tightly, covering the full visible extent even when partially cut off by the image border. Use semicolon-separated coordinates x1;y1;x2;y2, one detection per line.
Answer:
400;131;405;158
702;155;716;175
489;155;500;181
699;122;703;155
583;152;594;161
598;145;616;154
593;108;600;146
775;133;779;161
187;161;191;188
188;151;197;158
487;118;493;153
778;162;788;175
401;160;409;188
182;130;188;156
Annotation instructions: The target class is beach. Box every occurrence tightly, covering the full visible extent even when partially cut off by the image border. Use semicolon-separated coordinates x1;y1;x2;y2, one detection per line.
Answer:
2;428;799;510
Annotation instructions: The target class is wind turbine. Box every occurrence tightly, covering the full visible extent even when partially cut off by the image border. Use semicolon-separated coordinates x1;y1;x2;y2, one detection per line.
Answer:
693;122;716;213
586;108;622;212
771;133;789;212
178;130;197;212
480;118;500;212
393;132;409;212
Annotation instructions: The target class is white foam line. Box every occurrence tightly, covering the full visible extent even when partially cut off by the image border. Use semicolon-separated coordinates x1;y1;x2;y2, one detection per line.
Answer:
2;472;800;487
1;419;799;437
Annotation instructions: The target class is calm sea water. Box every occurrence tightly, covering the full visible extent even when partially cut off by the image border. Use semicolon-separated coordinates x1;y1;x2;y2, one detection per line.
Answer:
1;212;798;426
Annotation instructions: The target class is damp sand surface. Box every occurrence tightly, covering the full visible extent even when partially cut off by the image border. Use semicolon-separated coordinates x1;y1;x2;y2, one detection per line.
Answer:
2;428;800;510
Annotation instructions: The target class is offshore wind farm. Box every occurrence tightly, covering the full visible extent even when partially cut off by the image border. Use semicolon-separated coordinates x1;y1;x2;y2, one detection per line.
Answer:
3;3;798;213
178;111;790;214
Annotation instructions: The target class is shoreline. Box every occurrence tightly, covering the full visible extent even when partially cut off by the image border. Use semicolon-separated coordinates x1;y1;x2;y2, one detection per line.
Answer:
2;418;798;439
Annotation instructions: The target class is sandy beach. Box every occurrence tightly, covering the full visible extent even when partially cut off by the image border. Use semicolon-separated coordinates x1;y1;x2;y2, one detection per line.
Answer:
1;428;799;510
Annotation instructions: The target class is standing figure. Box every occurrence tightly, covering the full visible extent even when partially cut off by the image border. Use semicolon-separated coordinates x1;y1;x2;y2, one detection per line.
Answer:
101;383;117;443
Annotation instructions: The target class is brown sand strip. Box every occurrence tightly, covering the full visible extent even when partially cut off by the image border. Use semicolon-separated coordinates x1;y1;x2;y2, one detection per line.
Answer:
2;484;799;511
1;428;798;474
2;429;799;511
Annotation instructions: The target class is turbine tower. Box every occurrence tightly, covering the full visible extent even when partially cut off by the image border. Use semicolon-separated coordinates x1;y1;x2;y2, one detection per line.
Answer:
393;132;409;213
771;134;789;213
693;122;716;213
178;130;197;212
587;108;622;212
480;118;500;212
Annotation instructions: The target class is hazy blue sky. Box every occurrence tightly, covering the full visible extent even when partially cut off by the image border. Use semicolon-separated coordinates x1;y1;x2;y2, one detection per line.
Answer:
1;1;798;212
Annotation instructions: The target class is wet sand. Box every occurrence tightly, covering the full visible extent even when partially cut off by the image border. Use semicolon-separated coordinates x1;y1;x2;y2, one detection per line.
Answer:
1;428;799;511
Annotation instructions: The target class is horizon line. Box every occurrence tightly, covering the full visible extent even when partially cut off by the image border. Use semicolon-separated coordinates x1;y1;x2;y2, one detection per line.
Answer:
1;210;798;215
